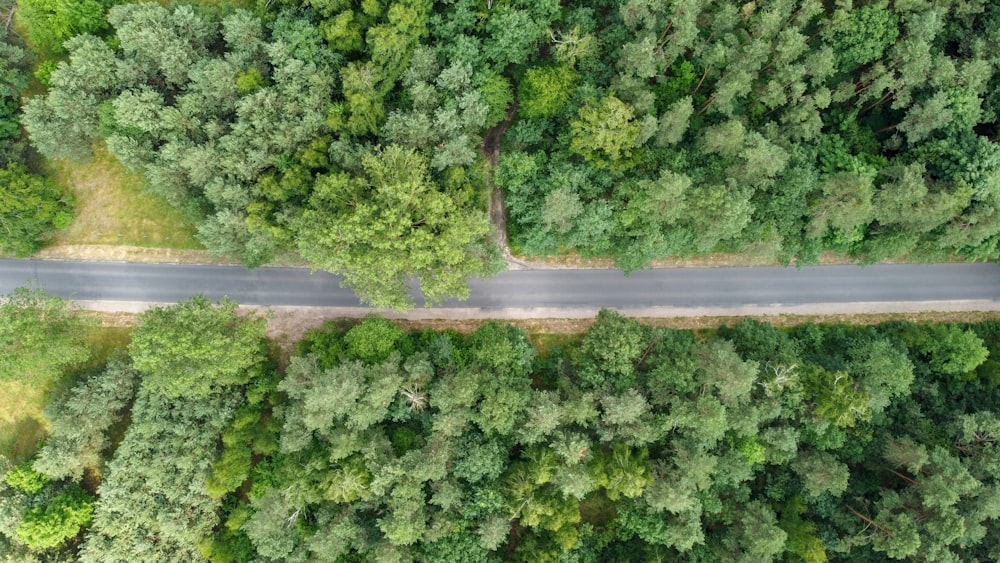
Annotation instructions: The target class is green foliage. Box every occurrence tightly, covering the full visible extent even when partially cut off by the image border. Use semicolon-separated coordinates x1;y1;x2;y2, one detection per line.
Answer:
0;165;74;257
916;324;989;377
575;309;645;390
826;6;899;71
792;450;849;498
205;444;253;500
8;310;992;561
480;72;514;128
381;55;489;170
235;67;265;94
4;464;48;495
344;316;408;364
803;366;870;428
297;321;348;369
498;0;1000;268
33;356;139;481
32;60;57;87
15;0;115;54
16;487;93;550
129;295;267;398
0;286;90;382
570;95;641;167
79;384;244;561
654;60;698;110
590;444;651;500
23;4;339;268
0;36;27;166
296;145;502;310
778;497;827;563
466;321;535;377
518;64;577;119
655;96;694;146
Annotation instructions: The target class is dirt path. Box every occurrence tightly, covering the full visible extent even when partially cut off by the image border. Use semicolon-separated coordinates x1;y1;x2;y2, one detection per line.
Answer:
482;102;536;270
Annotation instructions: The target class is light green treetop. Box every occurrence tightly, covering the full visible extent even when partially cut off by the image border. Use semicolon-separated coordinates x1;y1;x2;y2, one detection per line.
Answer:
128;295;267;398
296;145;503;310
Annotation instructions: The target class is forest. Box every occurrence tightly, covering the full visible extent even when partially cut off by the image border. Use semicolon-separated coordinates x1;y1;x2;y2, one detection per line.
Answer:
2;289;1000;562
3;1;1000;560
0;0;997;308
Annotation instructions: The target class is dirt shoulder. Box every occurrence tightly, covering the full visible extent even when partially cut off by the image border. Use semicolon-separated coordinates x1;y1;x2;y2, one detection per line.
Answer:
81;301;1000;355
31;245;313;266
34;245;227;264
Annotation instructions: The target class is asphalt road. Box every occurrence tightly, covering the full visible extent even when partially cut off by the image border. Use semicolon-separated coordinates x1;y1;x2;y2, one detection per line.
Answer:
2;259;1000;316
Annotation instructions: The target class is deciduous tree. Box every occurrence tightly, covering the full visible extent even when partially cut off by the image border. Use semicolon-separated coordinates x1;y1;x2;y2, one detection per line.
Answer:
0;286;89;382
295;145;503;310
128;295;267;398
0;165;73;257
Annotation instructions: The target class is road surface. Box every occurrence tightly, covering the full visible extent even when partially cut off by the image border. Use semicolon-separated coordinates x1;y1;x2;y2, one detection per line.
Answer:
2;259;1000;318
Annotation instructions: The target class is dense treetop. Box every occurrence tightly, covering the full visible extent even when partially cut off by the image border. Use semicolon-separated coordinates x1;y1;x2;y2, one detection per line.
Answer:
182;314;1000;561
498;0;1000;268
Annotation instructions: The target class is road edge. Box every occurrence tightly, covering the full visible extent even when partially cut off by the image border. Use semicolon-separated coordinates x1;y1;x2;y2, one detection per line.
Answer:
72;299;1000;319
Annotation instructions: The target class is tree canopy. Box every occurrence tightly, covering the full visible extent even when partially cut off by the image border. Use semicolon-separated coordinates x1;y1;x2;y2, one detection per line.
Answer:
0;286;90;382
3;302;1000;561
128;295;267;398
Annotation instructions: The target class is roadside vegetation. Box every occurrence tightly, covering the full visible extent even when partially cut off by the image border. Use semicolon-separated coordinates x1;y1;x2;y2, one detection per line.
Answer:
3;288;1000;561
0;0;73;258
0;0;995;308
0;286;122;460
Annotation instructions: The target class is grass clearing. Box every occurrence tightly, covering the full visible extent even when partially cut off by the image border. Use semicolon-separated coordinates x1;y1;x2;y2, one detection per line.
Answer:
0;381;48;461
43;144;202;251
0;325;132;461
531;333;580;356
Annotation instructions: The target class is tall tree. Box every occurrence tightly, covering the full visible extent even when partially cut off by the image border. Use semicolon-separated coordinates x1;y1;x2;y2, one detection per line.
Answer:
128;295;267;398
295;145;502;310
0;165;73;257
33;356;140;481
0;286;90;382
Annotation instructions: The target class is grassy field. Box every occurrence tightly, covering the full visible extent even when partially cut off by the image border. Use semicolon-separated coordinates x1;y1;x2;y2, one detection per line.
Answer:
0;326;132;462
43;144;202;251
